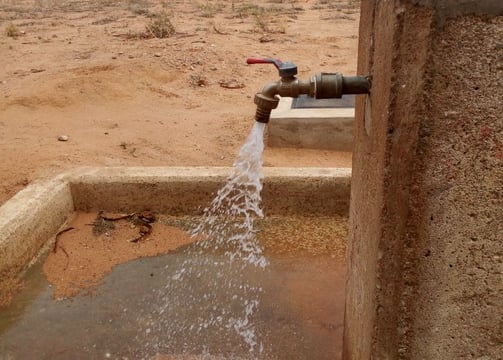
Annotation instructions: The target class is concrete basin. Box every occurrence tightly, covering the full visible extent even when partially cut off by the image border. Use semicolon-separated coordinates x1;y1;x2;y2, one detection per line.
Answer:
0;166;351;286
0;166;351;359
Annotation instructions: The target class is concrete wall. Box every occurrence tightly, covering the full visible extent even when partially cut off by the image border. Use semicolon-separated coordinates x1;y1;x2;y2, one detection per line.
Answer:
344;1;502;359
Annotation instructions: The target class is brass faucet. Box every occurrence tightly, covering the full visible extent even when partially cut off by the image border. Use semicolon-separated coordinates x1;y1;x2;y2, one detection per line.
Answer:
247;58;371;123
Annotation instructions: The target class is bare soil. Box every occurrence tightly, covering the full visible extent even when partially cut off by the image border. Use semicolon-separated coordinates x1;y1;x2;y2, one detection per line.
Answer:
0;0;359;205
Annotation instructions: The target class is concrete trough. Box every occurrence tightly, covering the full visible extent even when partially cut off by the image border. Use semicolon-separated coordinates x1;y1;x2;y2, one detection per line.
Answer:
0;166;351;279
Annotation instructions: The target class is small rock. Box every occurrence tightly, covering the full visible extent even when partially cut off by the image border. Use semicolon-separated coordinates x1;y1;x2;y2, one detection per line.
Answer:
111;56;117;59
154;53;162;57
57;135;69;142
220;155;225;160
218;79;245;89
128;55;134;59
259;35;273;43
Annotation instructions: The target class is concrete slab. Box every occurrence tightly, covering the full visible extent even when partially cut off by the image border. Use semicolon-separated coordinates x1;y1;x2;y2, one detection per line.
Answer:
0;166;351;280
268;97;355;150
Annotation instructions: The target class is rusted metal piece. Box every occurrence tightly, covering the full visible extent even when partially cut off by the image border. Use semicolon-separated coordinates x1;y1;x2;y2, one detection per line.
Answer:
53;227;74;253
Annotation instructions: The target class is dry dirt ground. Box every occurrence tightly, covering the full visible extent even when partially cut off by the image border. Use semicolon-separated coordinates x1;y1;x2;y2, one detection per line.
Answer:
0;0;359;205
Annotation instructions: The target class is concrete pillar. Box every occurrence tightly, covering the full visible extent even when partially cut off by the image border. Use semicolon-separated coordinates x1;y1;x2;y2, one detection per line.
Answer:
344;1;502;359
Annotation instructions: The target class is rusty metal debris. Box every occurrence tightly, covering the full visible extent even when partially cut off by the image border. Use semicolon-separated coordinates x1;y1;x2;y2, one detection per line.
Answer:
90;211;157;243
130;211;156;243
130;222;152;243
53;227;74;253
53;227;74;271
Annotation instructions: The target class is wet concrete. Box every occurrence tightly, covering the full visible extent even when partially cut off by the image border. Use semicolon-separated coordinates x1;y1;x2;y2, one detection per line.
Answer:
0;216;346;360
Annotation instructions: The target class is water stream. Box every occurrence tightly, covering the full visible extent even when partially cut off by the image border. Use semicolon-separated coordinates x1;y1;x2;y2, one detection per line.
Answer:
138;122;269;358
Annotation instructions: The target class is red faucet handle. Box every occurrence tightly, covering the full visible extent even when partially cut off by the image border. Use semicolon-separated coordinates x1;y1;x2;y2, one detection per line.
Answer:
246;57;298;78
246;57;283;68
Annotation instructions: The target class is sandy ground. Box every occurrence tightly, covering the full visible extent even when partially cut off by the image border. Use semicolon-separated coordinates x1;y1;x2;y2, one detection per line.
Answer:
43;211;194;299
0;0;359;205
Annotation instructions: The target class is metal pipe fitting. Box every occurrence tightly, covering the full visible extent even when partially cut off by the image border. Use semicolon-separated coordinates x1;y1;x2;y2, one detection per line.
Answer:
314;73;372;99
253;91;280;124
247;58;371;123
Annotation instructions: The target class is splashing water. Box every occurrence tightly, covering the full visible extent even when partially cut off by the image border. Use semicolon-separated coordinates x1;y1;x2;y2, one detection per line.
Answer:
138;122;269;358
191;121;268;269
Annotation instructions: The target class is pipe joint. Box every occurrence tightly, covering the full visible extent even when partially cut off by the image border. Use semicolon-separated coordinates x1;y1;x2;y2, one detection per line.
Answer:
253;92;280;124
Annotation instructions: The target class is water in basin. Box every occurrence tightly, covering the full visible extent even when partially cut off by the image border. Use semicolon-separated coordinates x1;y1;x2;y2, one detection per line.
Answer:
0;215;347;359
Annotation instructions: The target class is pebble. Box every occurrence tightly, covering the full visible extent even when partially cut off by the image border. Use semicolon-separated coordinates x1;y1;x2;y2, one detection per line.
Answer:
154;53;162;57
57;135;69;141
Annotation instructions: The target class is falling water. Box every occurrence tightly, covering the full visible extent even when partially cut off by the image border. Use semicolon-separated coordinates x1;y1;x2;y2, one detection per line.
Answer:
138;122;269;358
190;121;268;269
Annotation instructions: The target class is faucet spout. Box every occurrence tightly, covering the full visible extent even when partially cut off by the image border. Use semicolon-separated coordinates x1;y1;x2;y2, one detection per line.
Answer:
253;78;314;123
248;58;371;123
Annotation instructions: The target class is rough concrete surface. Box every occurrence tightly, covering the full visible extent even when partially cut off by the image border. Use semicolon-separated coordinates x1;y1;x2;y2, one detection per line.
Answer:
70;167;351;215
0;174;73;281
405;12;503;360
268;97;355;151
344;1;502;359
409;0;503;19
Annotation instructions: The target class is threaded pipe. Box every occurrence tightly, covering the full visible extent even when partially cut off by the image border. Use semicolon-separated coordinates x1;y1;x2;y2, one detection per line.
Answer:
255;107;272;123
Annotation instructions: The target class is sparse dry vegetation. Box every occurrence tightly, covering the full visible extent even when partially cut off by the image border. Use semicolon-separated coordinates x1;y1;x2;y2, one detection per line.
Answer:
5;22;19;37
198;1;226;18
145;10;175;38
232;2;296;33
312;0;360;12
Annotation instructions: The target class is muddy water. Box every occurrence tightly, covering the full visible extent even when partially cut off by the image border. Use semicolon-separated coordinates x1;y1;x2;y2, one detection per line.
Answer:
0;216;347;360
